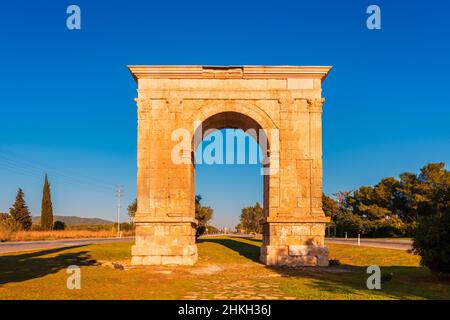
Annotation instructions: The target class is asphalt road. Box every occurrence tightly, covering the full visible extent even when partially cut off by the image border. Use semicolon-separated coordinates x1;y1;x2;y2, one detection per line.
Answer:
204;234;413;250
0;237;134;254
0;236;412;254
325;238;412;250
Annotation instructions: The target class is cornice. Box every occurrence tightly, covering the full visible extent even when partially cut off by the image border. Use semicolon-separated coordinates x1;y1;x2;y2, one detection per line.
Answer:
128;65;332;82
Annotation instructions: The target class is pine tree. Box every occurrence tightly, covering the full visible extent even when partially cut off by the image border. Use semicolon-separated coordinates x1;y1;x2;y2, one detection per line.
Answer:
9;188;32;230
40;174;53;230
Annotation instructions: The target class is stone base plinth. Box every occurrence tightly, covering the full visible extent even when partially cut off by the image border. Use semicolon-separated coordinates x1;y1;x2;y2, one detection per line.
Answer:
131;221;198;266
260;221;329;267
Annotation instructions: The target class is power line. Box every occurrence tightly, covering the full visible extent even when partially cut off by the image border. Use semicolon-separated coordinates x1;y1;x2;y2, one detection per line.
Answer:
0;151;119;196
0;162;115;197
0;149;135;221
0;149;117;190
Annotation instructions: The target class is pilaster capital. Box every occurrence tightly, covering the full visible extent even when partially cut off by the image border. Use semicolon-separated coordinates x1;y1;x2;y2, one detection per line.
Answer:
134;98;152;112
277;97;295;108
307;98;325;113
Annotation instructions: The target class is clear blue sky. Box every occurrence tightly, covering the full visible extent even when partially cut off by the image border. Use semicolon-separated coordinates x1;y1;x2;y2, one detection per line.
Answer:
1;1;449;228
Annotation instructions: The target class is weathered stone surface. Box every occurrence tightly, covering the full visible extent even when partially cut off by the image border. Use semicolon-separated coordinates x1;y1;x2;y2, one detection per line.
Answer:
129;66;331;267
288;245;309;256
142;256;162;265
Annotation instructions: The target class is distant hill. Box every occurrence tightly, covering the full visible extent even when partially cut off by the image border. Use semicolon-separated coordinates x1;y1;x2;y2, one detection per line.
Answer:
32;215;113;226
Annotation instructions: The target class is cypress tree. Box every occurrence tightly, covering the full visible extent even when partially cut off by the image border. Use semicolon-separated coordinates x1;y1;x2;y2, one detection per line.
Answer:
40;174;53;230
9;188;32;230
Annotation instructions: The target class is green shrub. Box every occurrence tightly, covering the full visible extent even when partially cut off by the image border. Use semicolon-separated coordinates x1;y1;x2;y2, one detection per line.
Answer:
195;225;206;240
412;210;450;273
53;221;66;230
0;217;23;232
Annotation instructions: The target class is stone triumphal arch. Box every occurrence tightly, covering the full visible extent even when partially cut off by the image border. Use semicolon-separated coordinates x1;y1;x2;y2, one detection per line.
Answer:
128;65;331;267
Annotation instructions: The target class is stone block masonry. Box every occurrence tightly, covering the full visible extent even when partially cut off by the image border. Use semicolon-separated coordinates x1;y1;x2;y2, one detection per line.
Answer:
128;65;332;267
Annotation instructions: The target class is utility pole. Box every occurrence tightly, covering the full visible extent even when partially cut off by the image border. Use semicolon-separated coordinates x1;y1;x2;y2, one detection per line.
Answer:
115;186;123;238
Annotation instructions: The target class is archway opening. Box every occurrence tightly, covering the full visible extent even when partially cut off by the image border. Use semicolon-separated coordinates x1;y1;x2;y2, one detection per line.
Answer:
192;112;270;239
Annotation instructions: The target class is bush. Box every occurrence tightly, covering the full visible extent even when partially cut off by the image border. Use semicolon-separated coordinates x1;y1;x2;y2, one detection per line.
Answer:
0;217;23;232
30;224;44;231
195;225;206;240
370;216;407;238
68;224;110;231
53;221;66;230
412;210;450;273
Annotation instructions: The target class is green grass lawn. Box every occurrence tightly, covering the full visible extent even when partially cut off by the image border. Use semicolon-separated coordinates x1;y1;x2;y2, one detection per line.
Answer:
0;236;448;300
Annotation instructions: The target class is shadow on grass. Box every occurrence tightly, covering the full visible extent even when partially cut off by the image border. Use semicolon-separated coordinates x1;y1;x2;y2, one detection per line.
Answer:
285;265;450;300
199;236;450;300
243;237;263;244
0;245;96;285
198;237;261;262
